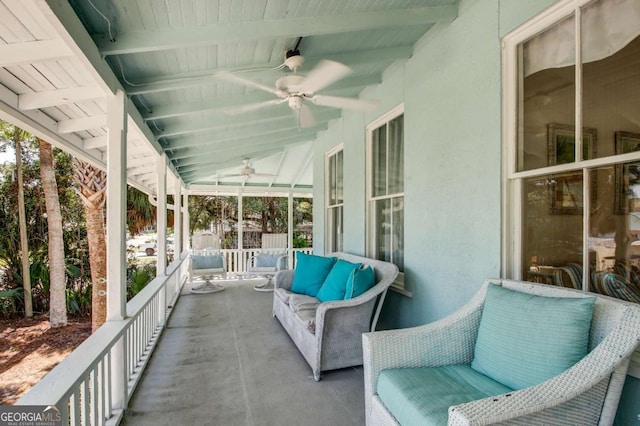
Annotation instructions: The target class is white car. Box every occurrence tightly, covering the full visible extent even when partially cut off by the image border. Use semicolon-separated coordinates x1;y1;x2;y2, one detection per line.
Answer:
138;241;156;256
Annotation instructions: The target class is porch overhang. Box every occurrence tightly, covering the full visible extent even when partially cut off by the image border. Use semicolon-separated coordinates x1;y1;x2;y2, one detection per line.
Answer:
0;0;458;196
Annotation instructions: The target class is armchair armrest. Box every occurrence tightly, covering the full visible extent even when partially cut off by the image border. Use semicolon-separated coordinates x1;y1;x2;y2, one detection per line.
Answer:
449;305;640;425
274;269;294;291
362;285;487;419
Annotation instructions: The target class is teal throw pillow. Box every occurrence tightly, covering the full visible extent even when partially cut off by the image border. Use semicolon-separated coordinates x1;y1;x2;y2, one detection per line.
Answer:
192;255;224;269
316;259;362;302
291;253;336;297
344;265;376;299
471;284;596;390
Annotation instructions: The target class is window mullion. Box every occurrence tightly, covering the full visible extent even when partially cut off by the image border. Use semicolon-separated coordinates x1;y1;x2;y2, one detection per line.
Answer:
575;6;583;161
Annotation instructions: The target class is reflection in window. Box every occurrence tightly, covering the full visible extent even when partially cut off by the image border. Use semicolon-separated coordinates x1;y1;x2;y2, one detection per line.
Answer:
508;0;640;304
326;149;344;253
368;113;404;272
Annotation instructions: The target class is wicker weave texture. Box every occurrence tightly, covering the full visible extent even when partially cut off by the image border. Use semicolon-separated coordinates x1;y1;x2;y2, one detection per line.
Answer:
363;279;640;426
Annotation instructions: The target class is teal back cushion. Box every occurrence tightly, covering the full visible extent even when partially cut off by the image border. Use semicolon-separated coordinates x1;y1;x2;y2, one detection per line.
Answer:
471;284;596;390
316;259;362;302
192;254;223;269
344;265;376;299
291;253;336;297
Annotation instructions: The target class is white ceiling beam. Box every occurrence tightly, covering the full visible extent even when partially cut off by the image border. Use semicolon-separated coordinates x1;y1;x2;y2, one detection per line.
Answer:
95;6;457;55
170;129;320;163
176;135;314;172
127;156;155;168
268;152;288;187
188;184;312;196
18;86;105;110
0;39;73;67
142;93;273;120
156;108;340;138
129;47;409;97
290;147;313;188
83;135;107;149
179;147;287;180
128;164;156;176
164;122;322;150
57;114;106;134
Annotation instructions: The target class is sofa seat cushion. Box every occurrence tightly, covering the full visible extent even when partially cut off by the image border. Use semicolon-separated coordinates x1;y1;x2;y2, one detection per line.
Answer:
294;308;317;334
377;365;512;426
275;287;292;305
288;293;321;313
471;284;596;390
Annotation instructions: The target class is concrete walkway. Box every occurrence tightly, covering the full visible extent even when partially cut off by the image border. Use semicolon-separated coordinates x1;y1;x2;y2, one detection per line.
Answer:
122;280;365;426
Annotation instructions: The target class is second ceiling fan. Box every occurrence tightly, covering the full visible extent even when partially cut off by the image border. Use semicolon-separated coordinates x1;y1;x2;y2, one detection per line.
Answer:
219;44;379;128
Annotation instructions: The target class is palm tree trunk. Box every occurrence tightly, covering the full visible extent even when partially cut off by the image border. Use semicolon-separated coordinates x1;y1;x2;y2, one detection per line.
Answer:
39;139;67;327
74;160;107;332
15;138;32;317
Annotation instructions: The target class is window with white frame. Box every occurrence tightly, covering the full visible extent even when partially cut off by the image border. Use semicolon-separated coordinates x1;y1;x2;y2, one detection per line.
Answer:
326;146;344;253
367;106;404;287
503;0;640;305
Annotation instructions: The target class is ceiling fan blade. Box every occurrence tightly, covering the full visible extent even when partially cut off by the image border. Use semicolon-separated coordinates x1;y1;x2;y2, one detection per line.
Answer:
311;95;379;111
297;104;317;129
217;72;286;97
252;172;277;177
217;173;244;178
224;99;285;115
291;60;352;94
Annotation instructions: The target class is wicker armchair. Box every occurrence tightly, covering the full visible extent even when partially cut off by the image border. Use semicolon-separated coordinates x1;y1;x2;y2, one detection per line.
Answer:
363;279;640;425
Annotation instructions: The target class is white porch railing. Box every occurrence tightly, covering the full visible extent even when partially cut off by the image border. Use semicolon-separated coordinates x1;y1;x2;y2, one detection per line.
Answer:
16;253;190;425
190;248;312;274
15;247;311;425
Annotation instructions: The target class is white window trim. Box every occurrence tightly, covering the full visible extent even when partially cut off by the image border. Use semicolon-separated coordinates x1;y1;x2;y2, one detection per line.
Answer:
502;0;640;378
325;143;344;254
366;103;410;296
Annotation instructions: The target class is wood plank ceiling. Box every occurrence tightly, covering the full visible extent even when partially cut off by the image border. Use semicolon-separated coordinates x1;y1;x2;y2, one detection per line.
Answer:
0;0;458;195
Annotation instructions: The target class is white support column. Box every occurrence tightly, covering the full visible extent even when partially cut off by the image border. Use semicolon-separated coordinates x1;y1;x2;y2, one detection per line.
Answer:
238;190;243;273
183;191;190;251
174;181;182;257
106;89;127;319
288;192;294;266
105;88;127;412
156;156;167;327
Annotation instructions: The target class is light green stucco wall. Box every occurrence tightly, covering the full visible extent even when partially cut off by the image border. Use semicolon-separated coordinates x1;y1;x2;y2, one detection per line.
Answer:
311;0;638;421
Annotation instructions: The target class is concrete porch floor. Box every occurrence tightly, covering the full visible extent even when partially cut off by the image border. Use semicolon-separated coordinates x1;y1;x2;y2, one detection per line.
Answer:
122;279;365;426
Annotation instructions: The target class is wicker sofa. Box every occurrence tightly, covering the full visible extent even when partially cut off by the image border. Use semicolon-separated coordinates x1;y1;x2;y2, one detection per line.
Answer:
273;252;398;381
363;278;640;425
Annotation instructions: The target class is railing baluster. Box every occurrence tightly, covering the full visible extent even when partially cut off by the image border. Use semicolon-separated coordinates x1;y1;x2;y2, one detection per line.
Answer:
105;351;112;419
70;390;80;426
16;255;188;425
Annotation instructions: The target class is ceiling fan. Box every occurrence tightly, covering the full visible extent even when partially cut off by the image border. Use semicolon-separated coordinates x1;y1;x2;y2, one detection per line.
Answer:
217;159;276;179
218;49;379;128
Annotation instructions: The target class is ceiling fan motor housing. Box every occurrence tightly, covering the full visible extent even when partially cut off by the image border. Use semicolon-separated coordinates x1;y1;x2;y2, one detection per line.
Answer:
284;52;304;71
